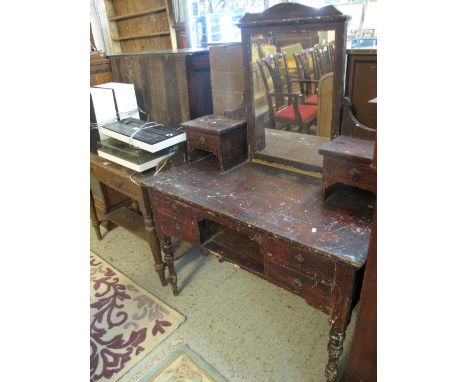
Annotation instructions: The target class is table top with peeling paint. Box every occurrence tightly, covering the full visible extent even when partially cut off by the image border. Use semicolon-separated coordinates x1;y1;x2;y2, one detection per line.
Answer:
144;157;374;268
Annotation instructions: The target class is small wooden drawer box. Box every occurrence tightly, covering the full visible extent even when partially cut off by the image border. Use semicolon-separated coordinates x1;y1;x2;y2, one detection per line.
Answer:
180;115;247;171
319;135;376;199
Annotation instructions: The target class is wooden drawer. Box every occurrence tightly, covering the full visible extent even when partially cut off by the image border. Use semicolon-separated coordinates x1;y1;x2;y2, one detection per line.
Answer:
90;163;139;200
153;194;200;246
323;156;376;192
263;239;335;285
186;131;219;153
266;260;331;314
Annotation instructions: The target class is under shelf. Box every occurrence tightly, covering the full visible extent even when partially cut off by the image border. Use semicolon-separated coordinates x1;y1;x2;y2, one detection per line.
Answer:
202;226;264;277
106;207;147;240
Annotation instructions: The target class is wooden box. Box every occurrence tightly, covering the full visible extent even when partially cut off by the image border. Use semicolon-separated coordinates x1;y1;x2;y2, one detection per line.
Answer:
180;115;247;171
319;135;376;199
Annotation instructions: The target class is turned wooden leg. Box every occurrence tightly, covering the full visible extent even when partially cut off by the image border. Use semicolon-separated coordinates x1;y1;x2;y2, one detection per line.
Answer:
143;213;167;287
325;266;357;382
325;328;346;382
162;236;178;296
90;190;102;241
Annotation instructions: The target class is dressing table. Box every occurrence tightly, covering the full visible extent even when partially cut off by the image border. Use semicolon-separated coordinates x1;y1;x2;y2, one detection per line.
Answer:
143;4;375;381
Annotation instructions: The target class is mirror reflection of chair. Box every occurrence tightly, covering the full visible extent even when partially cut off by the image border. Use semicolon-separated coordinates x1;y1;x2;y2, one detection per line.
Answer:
257;52;318;135
313;43;333;79
293;49;319;104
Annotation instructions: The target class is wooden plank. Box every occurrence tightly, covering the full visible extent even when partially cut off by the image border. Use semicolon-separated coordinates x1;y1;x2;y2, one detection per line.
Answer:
112;31;170;41
108;6;166;21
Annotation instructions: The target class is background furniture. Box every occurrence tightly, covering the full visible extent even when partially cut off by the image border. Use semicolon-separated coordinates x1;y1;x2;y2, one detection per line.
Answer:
345;49;377;130
92;0;177;54
90;153;168;286
90;51;113;86
109;49;213;129
181;115;247;171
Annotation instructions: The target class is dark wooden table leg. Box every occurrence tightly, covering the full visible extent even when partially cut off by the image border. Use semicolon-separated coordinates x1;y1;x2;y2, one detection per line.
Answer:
90;190;102;241
162;236;178;296
140;189;167;287
325;266;357;382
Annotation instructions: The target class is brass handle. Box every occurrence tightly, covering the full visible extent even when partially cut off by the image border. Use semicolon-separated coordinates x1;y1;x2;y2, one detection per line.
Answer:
113;176;123;188
350;168;361;180
199;136;206;144
295;254;304;263
291;278;302;291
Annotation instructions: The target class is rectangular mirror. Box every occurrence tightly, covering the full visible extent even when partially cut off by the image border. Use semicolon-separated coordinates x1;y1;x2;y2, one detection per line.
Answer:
239;4;349;176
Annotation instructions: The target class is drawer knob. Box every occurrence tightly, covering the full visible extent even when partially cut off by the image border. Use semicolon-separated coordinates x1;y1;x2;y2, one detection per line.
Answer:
199;136;206;144
295;254;304;263
350;168;361;180
113;176;123;188
291;278;302;291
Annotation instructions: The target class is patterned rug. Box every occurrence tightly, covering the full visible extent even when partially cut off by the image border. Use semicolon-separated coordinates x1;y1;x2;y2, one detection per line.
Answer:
138;345;227;382
91;252;185;381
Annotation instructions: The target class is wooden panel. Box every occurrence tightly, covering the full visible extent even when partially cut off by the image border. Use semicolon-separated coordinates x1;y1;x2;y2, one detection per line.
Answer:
110;50;211;128
103;0;174;53
265;259;332;314
345;49;377;129
186;131;219;154
153;194;200;245
209;43;244;116
186;53;213;118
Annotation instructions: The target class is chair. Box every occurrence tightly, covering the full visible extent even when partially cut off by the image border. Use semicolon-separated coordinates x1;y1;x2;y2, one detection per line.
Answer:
257;52;318;134
293;48;320;104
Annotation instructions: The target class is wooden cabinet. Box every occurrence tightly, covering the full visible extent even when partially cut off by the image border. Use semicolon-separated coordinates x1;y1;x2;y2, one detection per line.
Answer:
109;49;213;128
345;49;377;130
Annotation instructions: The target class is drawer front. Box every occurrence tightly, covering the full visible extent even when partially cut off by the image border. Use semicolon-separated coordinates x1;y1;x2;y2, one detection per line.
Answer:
186;131;219;153
323;156;376;192
262;239;335;285
266;260;331;314
153;194;200;246
91;163;139;200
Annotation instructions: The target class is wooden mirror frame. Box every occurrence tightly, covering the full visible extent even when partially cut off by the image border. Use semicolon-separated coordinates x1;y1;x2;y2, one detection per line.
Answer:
238;4;350;174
